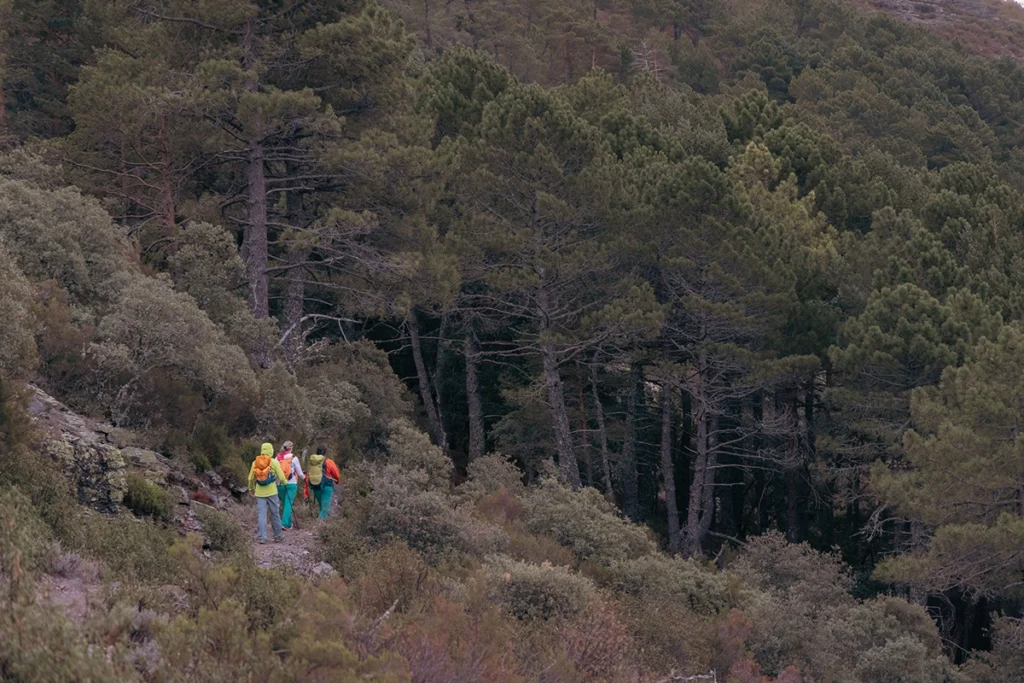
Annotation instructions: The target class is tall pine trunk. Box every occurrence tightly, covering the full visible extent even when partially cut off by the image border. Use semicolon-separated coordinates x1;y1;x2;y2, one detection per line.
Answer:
466;330;485;461
660;379;681;553
244;138;269;321
591;363;613;494
683;349;713;558
541;339;581;488
282;249;307;362
242;20;270;330
537;283;581;488
578;373;593;487
785;393;804;543
621;362;642;521
409;308;447;454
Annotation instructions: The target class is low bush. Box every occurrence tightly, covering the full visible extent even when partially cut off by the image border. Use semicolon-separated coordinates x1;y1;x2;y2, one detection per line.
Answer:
123;472;172;521
0;487;55;584
83;515;176;583
353;541;432;615
603;554;731;616
563;598;638;683
215;456;250;491
474;487;525;525
504;526;576;567
364;465;469;562
194;506;246;553
458;453;524;502
485;555;595;622
730;531;853;606
522;478;657;565
383;418;452;489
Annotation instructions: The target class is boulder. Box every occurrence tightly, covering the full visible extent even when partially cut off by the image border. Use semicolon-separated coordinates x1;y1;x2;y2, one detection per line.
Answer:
43;436;128;514
310;562;337;580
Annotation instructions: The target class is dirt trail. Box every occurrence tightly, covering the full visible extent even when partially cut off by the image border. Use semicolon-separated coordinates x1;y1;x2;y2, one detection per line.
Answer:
234;501;335;579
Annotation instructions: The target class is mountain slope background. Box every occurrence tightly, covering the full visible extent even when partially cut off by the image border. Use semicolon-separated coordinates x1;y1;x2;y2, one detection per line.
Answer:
2;0;1024;680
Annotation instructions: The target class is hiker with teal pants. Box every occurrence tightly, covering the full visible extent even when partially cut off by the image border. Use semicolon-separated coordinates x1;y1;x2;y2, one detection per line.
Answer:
303;445;340;520
276;440;303;529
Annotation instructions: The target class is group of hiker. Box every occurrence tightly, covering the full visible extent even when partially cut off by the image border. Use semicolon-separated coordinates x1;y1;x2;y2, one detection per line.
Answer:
246;440;342;544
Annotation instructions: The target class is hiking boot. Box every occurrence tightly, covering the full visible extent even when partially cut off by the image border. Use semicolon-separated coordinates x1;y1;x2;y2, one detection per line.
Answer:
258;539;266;545
273;537;284;543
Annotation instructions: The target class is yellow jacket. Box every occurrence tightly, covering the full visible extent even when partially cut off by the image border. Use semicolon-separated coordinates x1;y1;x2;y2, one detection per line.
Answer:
248;443;288;498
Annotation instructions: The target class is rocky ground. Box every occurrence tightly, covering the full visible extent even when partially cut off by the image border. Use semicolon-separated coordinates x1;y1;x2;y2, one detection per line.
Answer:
27;384;336;627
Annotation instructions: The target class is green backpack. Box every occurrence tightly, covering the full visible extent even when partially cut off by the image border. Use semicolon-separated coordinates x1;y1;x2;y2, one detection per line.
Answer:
308;456;326;488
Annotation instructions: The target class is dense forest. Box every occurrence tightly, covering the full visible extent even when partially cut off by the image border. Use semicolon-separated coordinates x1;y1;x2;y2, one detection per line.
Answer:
2;0;1024;680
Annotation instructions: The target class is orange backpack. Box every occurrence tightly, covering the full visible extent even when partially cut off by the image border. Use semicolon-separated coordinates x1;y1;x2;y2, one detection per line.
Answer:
253;455;276;486
278;453;293;481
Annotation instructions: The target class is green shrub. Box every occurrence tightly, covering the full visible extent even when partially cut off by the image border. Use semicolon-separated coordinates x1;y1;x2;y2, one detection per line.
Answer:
0;384;83;548
522;478;657;565
0;487;55;586
364;465;470;562
83;515;176;583
0;599;139;682
384;418;451;490
353;542;432;615
730;531;853;606
215;456;250;491
485;555;595;622
604;555;731;616
123;472;172;521
458;453;524;501
194;506;246;553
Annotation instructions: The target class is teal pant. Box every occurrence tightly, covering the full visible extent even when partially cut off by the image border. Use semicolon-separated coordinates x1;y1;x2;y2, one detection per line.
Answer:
279;483;298;528
313;485;333;520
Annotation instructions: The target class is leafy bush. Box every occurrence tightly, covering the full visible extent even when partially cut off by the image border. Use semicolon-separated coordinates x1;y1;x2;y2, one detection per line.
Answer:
123;472;172;521
563;598;638;683
0;242;38;379
730;531;853;606
0;487;55;586
0;599;138;682
91;273;258;428
604;554;731;616
364;465;470;561
522;478;657;565
383;418;451;489
458;453;524;502
194;506;246;553
485;555;595;621
474;487;525;525
83;515;176;583
504;527;577;567
353;541;432;615
215;456;250;492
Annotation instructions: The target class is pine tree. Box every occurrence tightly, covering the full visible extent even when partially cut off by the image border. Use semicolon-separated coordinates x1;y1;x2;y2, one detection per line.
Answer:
873;324;1024;600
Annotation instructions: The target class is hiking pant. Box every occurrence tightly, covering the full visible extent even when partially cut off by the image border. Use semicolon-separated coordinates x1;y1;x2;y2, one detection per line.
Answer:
314;485;334;520
257;495;283;542
279;482;298;528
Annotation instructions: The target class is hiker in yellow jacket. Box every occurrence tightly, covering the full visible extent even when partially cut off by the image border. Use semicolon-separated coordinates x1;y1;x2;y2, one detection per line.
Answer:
248;442;287;544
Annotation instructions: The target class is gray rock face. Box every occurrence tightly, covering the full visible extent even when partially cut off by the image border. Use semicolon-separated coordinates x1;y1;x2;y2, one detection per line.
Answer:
43;436;127;513
28;384;242;519
310;562;337;579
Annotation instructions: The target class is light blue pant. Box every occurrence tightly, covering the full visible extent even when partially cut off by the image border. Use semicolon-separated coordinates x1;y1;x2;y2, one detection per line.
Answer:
314;485;334;520
256;495;283;542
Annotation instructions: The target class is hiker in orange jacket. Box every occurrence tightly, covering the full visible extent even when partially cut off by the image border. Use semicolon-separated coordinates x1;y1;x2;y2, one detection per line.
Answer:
303;445;341;520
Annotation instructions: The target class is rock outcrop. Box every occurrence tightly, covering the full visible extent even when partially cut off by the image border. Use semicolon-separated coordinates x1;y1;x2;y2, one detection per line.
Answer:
27;385;238;518
29;387;129;513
